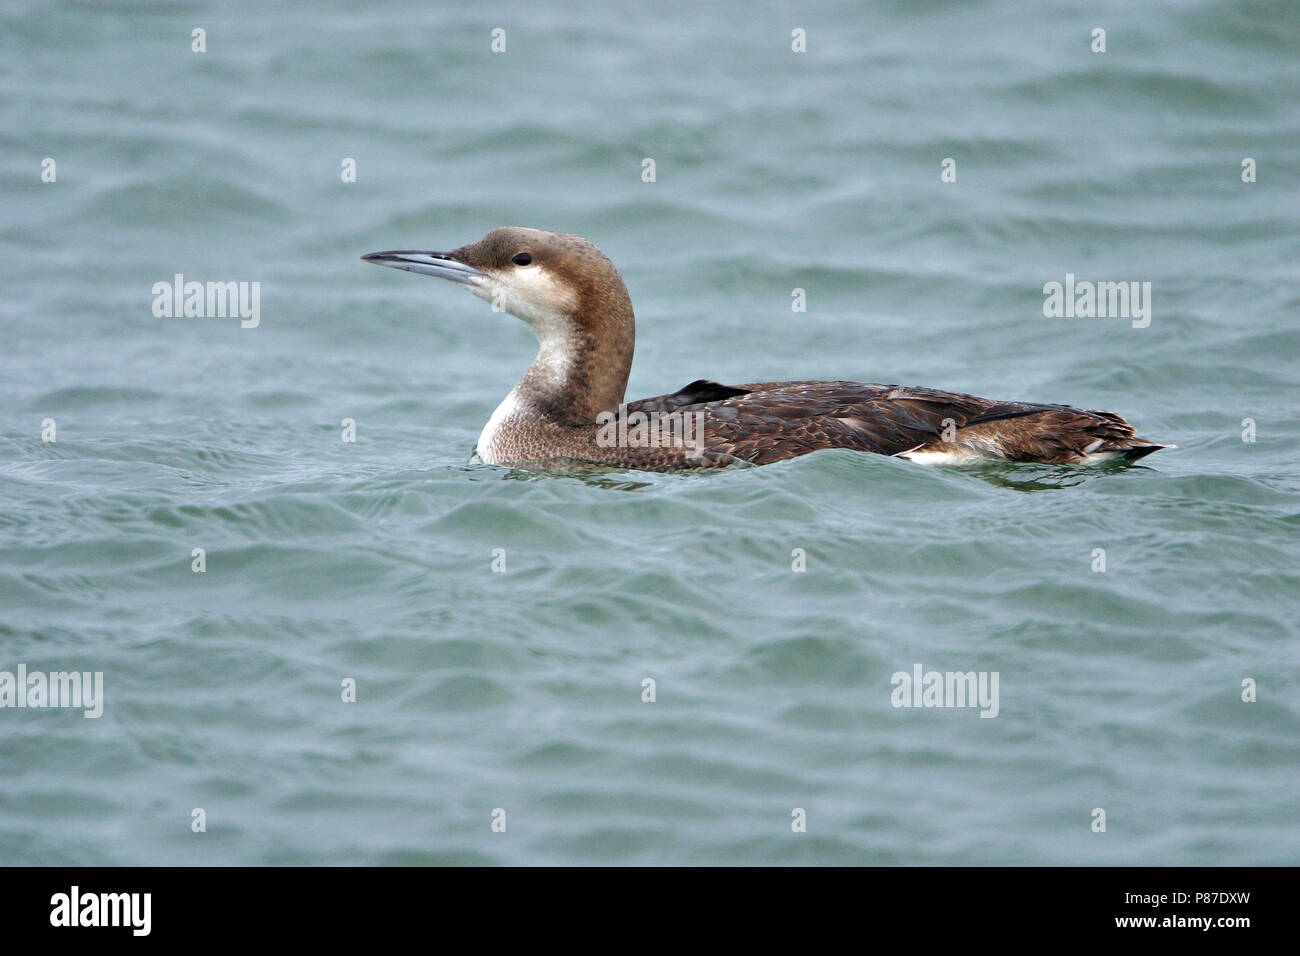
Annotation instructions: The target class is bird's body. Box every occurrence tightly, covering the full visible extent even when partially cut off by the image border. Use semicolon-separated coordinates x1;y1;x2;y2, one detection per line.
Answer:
364;228;1168;471
473;378;1164;470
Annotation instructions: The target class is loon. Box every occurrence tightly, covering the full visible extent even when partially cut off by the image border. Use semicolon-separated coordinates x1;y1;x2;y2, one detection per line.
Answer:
363;227;1168;470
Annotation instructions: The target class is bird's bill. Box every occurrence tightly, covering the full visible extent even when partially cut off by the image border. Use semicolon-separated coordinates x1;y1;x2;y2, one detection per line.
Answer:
361;250;486;284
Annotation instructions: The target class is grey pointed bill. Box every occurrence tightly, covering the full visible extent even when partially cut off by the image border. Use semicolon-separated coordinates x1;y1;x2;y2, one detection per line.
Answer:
361;250;486;284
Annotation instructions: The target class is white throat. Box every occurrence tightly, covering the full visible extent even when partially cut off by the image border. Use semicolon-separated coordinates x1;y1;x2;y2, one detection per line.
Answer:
469;264;584;463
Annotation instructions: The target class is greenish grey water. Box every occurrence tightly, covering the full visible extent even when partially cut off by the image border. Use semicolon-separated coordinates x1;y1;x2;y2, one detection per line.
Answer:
1;0;1298;865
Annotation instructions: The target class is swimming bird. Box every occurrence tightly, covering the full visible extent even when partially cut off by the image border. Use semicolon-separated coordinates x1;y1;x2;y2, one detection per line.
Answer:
363;228;1167;470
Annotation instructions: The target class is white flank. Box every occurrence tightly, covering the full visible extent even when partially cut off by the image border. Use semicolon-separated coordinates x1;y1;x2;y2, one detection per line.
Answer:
896;448;982;465
476;390;519;463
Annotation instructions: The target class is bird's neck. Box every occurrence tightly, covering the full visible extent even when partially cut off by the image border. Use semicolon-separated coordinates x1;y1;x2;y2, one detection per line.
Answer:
514;305;634;424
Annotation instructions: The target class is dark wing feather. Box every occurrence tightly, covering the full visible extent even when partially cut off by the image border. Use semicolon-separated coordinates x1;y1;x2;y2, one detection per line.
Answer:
611;380;1162;469
625;380;752;415
689;382;1055;465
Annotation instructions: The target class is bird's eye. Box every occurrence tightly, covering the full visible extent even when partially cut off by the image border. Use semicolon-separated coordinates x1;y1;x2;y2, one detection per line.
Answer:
512;252;533;266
